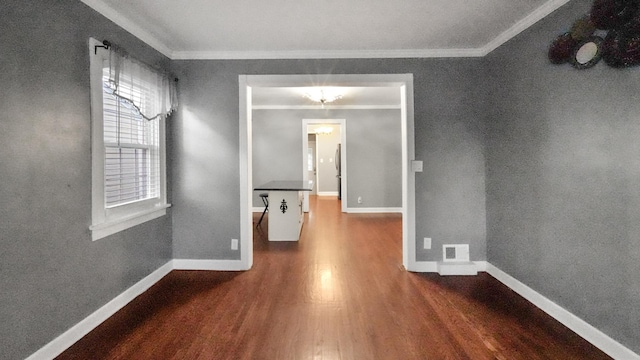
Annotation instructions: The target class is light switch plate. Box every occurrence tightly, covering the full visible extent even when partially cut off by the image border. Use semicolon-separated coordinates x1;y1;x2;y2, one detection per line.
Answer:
411;160;423;172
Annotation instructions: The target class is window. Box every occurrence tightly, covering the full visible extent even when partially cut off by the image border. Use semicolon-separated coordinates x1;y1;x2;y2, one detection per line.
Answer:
89;38;174;240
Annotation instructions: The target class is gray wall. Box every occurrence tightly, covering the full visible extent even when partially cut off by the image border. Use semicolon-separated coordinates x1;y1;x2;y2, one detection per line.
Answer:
346;111;402;208
251;109;402;209
0;1;173;359
485;0;640;353
171;59;487;262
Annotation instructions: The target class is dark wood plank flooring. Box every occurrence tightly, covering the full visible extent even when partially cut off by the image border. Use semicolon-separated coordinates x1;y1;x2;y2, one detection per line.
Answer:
57;196;611;359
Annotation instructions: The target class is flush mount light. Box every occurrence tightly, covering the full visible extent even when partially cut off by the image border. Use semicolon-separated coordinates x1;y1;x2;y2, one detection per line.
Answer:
314;126;333;135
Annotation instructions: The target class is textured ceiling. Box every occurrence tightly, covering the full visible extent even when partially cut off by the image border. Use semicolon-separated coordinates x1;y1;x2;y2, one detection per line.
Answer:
81;0;569;59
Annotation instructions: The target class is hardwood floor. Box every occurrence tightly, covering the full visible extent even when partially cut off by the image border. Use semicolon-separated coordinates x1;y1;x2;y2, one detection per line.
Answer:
57;196;611;359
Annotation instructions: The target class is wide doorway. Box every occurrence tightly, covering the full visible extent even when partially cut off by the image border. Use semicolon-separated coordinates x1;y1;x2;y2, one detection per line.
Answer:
239;74;416;271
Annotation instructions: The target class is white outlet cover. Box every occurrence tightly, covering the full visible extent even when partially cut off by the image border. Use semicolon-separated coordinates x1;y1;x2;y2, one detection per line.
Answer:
423;237;431;249
231;239;239;250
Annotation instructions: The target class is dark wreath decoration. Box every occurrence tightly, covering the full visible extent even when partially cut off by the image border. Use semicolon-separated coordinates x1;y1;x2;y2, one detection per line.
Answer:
549;0;640;69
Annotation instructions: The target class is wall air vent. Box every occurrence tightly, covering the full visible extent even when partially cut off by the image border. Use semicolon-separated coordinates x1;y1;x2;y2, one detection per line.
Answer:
442;244;470;262
438;244;476;276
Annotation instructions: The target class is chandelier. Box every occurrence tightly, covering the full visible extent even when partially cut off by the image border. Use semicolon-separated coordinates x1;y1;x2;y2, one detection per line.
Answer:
303;88;343;107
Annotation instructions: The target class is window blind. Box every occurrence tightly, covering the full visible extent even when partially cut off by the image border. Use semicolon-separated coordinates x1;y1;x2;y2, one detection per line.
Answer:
102;68;160;208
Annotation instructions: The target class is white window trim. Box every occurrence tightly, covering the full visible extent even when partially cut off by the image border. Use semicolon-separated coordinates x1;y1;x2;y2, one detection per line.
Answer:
89;38;170;241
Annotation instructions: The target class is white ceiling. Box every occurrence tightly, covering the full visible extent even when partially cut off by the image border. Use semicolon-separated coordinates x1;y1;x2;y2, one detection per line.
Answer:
81;0;570;60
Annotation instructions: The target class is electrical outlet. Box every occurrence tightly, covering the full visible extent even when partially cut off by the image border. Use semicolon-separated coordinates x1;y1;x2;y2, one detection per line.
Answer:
424;237;431;250
357;196;362;204
231;239;239;250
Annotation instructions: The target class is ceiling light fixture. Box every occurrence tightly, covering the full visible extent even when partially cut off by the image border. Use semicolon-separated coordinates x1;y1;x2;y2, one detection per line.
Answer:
303;88;343;107
314;126;333;135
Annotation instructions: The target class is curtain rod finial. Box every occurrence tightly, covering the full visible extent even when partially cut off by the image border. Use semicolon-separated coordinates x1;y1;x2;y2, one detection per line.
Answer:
94;40;111;54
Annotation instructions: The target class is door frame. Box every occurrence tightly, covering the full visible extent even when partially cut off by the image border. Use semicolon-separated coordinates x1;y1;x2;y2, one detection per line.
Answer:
239;74;416;271
302;119;346;213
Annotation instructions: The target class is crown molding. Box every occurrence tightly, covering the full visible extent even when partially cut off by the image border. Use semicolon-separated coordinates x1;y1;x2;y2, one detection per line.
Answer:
82;0;570;60
171;48;485;60
481;0;571;56
80;0;174;58
252;105;401;110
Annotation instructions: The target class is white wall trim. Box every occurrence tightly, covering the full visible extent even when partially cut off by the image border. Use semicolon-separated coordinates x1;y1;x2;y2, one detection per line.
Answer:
25;261;173;360
82;0;569;61
253;104;401;110
407;261;438;272
172;259;248;271
172;48;485;60
346;207;402;214
486;263;640;360
244;74;415;272
474;261;488;272
480;0;571;55
239;76;253;271
317;191;339;197
302;119;347;213
408;260;487;273
79;0;173;58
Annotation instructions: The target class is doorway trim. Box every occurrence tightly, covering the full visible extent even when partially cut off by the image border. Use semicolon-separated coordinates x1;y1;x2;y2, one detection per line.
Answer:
239;74;416;271
302;119;346;213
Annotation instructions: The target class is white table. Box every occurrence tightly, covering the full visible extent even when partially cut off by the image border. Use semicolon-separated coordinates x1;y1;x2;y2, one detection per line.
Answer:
254;180;313;241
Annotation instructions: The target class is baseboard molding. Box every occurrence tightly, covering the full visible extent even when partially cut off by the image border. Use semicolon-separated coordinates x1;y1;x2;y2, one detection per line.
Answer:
409;260;487;274
486;263;640;360
474;261;488;272
26;261;174;360
408;261;438;272
346;207;402;214
317;191;339;196
438;261;478;276
172;259;247;271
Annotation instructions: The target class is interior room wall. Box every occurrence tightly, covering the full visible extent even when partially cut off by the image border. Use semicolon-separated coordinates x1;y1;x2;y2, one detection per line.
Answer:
171;59;487;262
485;0;640;353
0;1;173;359
346;111;402;209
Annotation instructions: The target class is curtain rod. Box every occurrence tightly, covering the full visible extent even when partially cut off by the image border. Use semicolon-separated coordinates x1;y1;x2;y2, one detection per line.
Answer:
94;38;178;82
94;40;111;55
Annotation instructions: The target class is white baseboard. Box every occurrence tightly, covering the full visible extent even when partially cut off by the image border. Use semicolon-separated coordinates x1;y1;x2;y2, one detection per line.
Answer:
409;260;486;273
26;261;174;360
438;261;478;275
317;191;339;196
474;261;488;272
173;259;248;271
486;263;640;360
346;207;402;213
408;261;438;272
